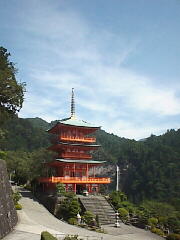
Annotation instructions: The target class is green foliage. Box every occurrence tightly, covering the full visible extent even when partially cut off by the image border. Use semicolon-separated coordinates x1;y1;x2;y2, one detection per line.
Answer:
68;218;78;225
0;47;25;125
148;217;158;226
83;211;95;226
56;183;65;196
167;233;180;240
141;201;176;218
41;231;57;240
57;195;80;221
15;203;22;210
12;191;21;204
109;191;127;209
1;114;180;207
167;217;180;233
118;208;129;220
3;149;54;184
63;235;79;240
123;130;180;203
151;227;164;236
0;151;7;159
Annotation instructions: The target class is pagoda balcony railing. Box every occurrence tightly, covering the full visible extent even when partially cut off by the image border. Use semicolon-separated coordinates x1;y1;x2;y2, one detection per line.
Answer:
60;136;96;143
61;153;92;159
39;176;111;184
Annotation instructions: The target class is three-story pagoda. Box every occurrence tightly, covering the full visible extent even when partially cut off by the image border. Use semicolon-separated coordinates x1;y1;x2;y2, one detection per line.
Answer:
39;89;110;194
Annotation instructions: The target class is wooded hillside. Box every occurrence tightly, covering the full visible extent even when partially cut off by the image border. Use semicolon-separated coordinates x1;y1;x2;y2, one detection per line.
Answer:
0;116;179;204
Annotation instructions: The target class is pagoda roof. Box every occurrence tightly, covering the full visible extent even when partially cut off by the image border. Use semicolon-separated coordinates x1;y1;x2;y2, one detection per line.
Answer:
57;141;100;147
56;159;106;164
47;117;100;133
59;117;100;128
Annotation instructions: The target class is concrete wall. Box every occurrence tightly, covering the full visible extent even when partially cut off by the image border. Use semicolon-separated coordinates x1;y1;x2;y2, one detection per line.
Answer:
0;160;18;239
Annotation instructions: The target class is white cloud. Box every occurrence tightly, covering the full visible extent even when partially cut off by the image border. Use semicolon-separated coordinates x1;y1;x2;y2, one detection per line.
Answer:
16;1;180;139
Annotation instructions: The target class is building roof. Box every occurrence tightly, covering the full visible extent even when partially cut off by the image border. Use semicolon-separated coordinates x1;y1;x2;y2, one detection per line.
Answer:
56;159;106;164
58;117;100;128
57;141;100;147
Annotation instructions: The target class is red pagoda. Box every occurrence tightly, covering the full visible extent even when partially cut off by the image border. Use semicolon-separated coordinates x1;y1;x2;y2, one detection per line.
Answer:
39;89;110;194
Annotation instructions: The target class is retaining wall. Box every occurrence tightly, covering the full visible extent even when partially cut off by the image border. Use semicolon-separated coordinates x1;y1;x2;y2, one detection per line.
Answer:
0;160;18;239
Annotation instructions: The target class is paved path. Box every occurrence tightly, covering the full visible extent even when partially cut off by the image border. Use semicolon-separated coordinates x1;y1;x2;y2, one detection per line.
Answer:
3;189;163;240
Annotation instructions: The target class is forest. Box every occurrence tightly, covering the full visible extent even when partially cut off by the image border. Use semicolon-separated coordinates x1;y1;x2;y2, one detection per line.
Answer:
0;115;179;206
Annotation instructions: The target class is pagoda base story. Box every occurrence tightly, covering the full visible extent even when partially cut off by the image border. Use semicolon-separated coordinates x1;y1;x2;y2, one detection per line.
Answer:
40;182;100;194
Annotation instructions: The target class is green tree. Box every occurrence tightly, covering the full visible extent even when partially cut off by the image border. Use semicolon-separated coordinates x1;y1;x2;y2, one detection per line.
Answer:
56;183;66;196
83;211;95;226
0;47;25;125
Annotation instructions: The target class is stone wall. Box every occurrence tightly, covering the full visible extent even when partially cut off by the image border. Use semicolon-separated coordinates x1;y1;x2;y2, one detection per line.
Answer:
0;160;18;239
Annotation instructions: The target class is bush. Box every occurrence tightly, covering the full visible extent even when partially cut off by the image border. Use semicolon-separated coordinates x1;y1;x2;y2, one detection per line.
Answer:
15;203;22;210
166;233;180;240
118;208;129;219
56;183;65;196
167;233;180;240
12;191;21;204
57;195;80;221
68;218;78;225
148;217;158;226
41;231;58;240
83;211;95;226
151;227;164;236
63;235;79;240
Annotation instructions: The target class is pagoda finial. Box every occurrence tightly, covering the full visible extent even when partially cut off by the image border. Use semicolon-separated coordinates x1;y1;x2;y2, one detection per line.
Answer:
71;88;76;118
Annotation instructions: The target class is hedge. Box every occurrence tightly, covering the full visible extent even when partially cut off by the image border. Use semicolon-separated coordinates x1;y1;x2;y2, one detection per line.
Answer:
41;231;58;240
15;203;22;210
166;233;180;240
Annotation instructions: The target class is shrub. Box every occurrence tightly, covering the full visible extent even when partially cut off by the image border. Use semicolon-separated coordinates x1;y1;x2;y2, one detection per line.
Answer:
56;183;65;196
57;195;80;220
166;233;180;240
63;235;79;240
151;227;164;236
83;211;95;226
68;218;78;225
12;191;21;204
148;217;158;226
118;208;129;219
41;231;58;240
15;203;22;210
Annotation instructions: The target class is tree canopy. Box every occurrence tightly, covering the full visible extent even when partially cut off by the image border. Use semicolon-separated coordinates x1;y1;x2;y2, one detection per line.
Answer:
0;47;25;124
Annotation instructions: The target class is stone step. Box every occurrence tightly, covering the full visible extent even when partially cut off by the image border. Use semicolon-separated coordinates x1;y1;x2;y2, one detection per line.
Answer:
79;195;116;225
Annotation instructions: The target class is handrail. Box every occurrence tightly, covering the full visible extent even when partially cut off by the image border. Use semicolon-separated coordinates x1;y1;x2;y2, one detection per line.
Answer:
60;136;96;143
61;153;92;159
39;176;111;184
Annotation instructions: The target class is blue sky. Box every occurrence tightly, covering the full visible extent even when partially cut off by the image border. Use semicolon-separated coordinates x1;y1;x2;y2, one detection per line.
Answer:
0;0;180;139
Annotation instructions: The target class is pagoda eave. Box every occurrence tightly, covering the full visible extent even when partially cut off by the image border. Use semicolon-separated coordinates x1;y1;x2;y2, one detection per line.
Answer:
45;159;106;167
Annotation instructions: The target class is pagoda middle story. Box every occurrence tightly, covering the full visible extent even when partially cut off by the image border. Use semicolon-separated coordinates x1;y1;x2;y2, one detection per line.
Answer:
39;89;110;194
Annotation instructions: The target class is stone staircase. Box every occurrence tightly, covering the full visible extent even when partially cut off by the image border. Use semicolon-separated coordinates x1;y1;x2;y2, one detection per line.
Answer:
79;195;116;225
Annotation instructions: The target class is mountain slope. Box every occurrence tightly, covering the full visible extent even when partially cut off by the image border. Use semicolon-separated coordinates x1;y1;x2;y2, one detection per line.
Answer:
0;116;179;203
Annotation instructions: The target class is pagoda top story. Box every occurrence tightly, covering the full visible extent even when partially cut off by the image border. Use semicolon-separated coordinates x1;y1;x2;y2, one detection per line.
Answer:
48;88;100;134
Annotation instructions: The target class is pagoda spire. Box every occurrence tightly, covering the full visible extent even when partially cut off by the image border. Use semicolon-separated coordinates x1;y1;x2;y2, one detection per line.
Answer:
71;88;76;119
